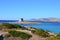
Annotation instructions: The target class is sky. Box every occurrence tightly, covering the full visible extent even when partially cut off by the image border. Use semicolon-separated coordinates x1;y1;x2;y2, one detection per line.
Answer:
0;0;60;20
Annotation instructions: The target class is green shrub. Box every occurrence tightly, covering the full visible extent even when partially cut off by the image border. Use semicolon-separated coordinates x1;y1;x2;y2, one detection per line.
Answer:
13;24;22;28
47;37;59;40
2;23;27;30
8;30;32;39
31;30;36;33
31;28;49;37
56;33;60;39
2;23;14;28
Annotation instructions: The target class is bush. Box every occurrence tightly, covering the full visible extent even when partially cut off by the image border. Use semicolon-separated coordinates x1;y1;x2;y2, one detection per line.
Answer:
2;23;27;29
2;23;14;28
56;33;60;39
8;30;32;39
47;37;59;40
13;24;22;28
31;28;49;37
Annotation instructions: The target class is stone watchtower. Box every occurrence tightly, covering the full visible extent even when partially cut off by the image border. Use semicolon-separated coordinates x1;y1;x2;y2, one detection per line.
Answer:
19;18;24;22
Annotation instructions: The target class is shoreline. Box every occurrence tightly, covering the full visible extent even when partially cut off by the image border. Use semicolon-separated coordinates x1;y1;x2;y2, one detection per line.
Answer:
0;21;41;24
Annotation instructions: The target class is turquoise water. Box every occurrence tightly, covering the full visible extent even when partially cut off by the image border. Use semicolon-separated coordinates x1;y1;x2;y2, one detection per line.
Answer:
20;22;60;33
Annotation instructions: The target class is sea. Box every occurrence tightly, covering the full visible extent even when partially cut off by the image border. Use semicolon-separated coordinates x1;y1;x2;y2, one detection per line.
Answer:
0;20;60;40
20;22;60;33
0;20;60;33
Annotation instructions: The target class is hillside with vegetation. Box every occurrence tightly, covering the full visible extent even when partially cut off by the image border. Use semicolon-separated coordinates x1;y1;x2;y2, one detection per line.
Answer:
0;23;60;40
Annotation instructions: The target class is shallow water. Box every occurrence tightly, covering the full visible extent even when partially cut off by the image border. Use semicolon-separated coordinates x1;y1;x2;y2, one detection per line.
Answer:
20;22;60;33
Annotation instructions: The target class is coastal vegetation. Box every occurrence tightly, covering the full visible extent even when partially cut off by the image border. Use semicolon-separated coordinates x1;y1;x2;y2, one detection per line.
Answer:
0;23;27;30
0;23;60;40
8;30;32;39
2;23;22;28
31;28;49;37
47;37;59;40
56;33;60;39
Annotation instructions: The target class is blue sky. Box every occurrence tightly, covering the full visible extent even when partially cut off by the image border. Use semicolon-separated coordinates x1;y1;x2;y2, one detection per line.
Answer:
0;0;60;20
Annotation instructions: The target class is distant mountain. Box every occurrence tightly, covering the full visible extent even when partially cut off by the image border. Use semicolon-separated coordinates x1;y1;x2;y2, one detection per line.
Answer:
29;18;60;22
1;17;60;23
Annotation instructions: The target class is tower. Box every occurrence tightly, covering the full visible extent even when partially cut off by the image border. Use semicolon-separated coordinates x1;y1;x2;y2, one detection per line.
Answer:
19;18;24;22
21;18;24;22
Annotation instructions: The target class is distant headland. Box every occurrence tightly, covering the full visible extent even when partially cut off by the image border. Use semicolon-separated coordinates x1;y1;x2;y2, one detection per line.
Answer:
0;17;60;24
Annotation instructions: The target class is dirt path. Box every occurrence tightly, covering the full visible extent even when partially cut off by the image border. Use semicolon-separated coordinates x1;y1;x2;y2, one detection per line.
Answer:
29;33;47;40
17;30;47;40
